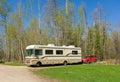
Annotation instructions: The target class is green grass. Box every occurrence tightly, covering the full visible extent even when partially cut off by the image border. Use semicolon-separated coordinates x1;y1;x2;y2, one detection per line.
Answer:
33;64;120;82
4;62;27;66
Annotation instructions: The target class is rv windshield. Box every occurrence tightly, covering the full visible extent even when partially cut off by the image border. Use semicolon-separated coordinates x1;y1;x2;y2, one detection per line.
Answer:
26;49;34;56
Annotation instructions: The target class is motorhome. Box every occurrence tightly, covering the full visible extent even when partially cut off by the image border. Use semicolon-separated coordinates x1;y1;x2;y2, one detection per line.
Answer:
25;44;82;66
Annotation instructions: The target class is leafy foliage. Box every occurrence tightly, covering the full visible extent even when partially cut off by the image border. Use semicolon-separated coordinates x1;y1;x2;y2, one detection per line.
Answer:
0;0;120;63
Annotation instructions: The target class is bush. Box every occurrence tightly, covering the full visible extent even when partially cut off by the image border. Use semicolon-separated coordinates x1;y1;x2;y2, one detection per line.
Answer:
0;60;5;64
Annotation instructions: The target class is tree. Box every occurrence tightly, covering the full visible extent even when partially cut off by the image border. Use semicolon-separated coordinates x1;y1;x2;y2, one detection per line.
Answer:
78;4;87;55
0;0;10;30
6;2;25;62
0;0;10;61
91;5;108;60
0;35;4;61
111;30;120;64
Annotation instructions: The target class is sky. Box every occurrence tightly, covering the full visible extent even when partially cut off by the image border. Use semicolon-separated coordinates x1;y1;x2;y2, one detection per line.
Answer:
5;0;120;30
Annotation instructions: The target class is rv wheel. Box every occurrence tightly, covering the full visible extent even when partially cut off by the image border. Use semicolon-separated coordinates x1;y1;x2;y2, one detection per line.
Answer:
63;61;67;66
36;62;41;67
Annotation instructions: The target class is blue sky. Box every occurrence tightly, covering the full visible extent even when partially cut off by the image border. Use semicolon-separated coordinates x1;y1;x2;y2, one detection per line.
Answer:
6;0;120;29
73;0;120;28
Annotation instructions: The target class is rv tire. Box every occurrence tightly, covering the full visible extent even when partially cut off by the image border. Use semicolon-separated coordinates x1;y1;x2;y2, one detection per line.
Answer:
36;62;41;67
63;61;67;66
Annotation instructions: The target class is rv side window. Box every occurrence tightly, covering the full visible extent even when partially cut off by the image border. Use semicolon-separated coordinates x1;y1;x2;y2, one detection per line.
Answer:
72;51;78;55
56;50;63;55
35;49;42;55
45;50;53;55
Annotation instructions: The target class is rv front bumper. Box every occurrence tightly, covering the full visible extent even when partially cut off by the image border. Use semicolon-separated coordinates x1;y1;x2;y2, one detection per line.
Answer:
25;59;38;66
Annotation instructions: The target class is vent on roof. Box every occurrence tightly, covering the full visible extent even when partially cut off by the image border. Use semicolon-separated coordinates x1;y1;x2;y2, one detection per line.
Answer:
62;45;66;47
47;44;55;47
68;45;75;48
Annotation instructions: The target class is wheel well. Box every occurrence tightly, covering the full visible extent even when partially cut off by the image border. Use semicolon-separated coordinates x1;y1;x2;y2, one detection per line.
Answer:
64;61;67;63
36;61;42;67
37;62;41;64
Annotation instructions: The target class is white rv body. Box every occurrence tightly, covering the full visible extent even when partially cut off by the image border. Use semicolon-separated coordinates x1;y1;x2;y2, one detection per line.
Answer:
25;44;82;66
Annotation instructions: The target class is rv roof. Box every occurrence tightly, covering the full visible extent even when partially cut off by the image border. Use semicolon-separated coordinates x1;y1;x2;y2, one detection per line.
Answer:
26;44;80;49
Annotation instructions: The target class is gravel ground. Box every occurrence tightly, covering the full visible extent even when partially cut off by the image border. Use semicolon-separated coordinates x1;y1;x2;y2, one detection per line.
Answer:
0;64;59;82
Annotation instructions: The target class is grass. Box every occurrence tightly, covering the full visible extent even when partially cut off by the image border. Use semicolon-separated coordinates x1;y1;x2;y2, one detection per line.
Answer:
33;64;120;82
4;62;27;66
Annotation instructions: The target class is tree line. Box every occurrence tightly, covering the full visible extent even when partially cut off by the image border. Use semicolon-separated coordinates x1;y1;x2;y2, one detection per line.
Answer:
0;0;120;64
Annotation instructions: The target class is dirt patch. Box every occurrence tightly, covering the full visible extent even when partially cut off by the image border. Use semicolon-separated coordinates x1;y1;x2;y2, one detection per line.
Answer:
0;64;59;82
